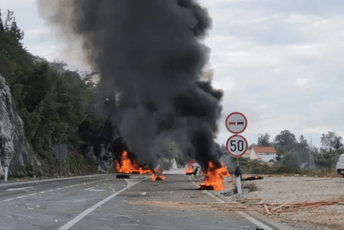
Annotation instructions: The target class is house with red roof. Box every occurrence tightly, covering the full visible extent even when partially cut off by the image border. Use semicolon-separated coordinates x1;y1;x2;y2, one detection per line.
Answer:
251;147;277;162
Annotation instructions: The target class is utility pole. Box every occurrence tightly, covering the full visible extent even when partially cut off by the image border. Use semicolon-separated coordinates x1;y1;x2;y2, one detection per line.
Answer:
309;138;313;170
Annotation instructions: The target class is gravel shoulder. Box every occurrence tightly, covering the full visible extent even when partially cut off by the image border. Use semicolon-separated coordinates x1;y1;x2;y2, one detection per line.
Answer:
209;175;344;230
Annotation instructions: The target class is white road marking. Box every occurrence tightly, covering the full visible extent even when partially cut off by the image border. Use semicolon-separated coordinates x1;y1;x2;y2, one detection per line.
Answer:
0;173;114;188
16;196;27;199
190;225;242;230
188;176;274;230
188;176;225;203
237;212;273;230
202;190;226;203
119;224;180;229
0;178;118;203
57;179;144;230
7;186;33;191
87;188;106;192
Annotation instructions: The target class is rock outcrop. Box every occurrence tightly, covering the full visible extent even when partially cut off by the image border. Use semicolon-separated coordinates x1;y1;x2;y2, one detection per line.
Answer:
0;74;39;177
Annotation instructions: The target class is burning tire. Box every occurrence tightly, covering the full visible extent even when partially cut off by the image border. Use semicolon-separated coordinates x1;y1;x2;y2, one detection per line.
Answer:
116;174;130;179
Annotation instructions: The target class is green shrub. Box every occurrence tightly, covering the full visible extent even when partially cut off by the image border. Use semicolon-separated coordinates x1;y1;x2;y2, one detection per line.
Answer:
243;182;258;192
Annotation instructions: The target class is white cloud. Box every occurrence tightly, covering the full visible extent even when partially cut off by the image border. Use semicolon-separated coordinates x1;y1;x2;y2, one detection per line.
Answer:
200;0;344;149
295;78;311;88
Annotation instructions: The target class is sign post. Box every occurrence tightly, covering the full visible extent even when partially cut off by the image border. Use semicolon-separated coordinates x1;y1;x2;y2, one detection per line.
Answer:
225;112;248;196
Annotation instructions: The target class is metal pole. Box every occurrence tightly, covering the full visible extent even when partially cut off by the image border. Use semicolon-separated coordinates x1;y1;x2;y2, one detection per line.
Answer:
236;158;242;196
309;138;312;170
4;165;8;182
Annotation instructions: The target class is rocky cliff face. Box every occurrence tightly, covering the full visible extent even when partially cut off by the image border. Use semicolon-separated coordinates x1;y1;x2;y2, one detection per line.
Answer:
0;74;39;177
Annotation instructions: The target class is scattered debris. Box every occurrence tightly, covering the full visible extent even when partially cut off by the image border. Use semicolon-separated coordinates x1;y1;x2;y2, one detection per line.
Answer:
259;200;341;214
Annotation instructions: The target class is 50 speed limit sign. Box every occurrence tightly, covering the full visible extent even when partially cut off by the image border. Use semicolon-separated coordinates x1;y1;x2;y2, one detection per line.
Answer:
226;135;248;158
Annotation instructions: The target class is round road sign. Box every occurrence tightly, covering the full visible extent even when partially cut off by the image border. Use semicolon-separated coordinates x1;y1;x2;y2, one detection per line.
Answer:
226;135;248;158
225;112;247;134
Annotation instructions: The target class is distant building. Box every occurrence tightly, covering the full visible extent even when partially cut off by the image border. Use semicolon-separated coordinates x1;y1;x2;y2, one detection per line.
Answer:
251;147;277;162
242;149;251;159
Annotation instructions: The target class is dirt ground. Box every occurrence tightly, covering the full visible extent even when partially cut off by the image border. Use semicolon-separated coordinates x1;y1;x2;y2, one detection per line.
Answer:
208;175;344;230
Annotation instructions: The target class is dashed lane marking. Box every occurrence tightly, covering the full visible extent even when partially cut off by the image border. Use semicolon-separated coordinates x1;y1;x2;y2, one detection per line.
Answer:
7;186;33;191
16;195;27;199
57;179;145;230
1;178;124;204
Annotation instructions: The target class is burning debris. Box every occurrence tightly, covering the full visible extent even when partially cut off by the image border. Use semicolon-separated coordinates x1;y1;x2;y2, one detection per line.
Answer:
116;150;165;181
199;161;229;191
116;150;151;175
151;173;166;181
186;160;196;175
243;175;264;181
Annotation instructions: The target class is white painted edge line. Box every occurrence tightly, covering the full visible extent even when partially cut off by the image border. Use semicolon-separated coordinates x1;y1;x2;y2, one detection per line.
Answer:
188;176;225;203
188;176;274;230
57;179;143;230
236;212;273;230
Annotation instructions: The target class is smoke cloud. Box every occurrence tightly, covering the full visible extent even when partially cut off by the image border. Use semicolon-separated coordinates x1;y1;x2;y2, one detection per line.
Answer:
38;0;224;169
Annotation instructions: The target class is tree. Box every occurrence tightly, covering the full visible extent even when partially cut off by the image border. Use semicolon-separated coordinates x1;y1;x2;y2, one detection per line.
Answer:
320;132;343;152
257;133;270;147
315;149;344;169
273;130;299;167
294;135;310;166
316;132;344;169
274;130;297;150
0;10;24;40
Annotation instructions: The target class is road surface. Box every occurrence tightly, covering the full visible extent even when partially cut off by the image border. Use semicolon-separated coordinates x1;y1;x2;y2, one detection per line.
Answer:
0;174;289;230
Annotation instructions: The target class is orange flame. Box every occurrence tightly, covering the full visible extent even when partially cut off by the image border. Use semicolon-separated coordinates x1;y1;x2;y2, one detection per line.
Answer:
185;160;195;174
116;150;164;181
151;173;166;181
199;161;230;191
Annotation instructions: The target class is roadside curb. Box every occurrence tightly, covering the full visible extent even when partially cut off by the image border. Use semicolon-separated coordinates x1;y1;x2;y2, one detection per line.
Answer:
188;175;293;230
246;211;294;230
0;173;114;187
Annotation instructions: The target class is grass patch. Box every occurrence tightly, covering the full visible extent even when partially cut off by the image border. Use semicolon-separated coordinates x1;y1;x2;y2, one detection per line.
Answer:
245;161;341;178
243;182;258;192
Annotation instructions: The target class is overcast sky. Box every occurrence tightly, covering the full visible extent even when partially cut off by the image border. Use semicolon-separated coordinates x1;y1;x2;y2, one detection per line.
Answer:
1;0;344;149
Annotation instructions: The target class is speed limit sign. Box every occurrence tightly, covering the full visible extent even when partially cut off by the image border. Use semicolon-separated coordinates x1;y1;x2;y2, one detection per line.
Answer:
226;135;248;158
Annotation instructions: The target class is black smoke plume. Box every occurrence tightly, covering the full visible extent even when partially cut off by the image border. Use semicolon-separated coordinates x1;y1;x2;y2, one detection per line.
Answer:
38;0;224;169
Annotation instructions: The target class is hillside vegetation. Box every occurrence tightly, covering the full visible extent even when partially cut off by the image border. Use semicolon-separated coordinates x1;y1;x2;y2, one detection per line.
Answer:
0;10;112;177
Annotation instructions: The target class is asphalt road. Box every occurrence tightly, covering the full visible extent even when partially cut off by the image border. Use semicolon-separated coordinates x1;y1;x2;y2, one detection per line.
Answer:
0;174;287;230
